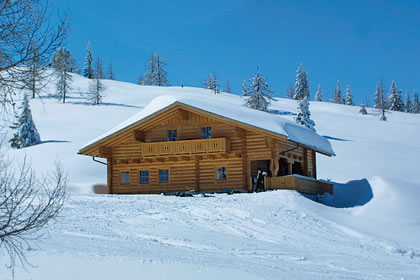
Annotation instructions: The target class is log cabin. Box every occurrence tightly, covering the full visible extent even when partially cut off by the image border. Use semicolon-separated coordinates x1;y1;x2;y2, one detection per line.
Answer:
78;95;335;195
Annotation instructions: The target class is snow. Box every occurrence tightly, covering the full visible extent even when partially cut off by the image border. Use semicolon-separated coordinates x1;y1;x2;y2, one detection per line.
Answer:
1;72;420;279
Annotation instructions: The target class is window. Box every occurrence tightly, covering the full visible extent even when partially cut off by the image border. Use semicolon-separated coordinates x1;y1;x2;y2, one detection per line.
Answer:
167;129;177;141
159;169;169;183
216;167;227;181
120;172;130;185
201;127;212;139
140;170;149;184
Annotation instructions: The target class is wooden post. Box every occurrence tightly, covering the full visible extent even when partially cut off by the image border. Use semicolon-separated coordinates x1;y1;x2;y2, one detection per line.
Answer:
107;158;113;194
312;150;317;179
195;156;200;192
303;148;308;176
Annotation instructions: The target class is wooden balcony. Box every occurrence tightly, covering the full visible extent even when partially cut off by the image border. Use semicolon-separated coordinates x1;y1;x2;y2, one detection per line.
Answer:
142;138;229;157
264;175;333;195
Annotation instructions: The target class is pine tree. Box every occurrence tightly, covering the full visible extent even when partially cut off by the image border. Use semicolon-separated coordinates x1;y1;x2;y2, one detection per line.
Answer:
412;92;419;113
88;76;106;105
203;73;217;93
314;84;323;102
359;102;367;114
241;80;248;97
9;94;41;148
293;64;310;100
225;80;231;93
21;49;50;99
243;71;274;111
108;63;115;80
95;57;105;79
404;91;412;113
374;85;381;108
330;81;344;104
285;84;294;99
387;81;404;111
83;41;94;79
345;85;355;105
51;48;73;103
378;81;387;121
295;97;315;131
143;53;169;86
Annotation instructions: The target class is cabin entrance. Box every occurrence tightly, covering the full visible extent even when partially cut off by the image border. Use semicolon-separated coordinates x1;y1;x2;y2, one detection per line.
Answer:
250;160;270;178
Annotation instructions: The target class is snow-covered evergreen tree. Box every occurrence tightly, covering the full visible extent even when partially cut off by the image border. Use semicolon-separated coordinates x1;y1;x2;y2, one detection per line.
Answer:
108;63;115;80
9;94;41;148
295;97;315;131
51;48;73;103
404;91;412;113
285;84;294;99
203;73;217;93
83;41;94;79
241;80;248;97
359;102;367;114
387;81;404;111
225;80;231;93
314;84;323;101
293;64;310;100
243;72;274;111
345;85;355;105
412;92;419;113
330;81;344;104
143;53;169;86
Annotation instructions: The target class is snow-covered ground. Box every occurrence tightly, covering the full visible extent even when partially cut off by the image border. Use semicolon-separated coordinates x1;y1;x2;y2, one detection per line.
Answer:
1;73;419;279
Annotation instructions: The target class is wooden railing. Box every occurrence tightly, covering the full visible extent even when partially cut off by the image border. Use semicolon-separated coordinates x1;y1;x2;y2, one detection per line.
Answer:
264;175;333;194
142;138;229;157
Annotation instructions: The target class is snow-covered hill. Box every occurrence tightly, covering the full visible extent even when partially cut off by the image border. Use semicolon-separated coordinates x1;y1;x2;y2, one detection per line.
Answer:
1;73;419;279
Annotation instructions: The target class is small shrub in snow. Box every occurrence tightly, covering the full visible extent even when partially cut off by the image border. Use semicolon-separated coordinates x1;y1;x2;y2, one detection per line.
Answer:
295;97;316;131
9;94;41;148
359;103;367;114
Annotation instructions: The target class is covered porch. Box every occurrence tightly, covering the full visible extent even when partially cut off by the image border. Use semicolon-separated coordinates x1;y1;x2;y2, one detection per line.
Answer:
264;175;333;195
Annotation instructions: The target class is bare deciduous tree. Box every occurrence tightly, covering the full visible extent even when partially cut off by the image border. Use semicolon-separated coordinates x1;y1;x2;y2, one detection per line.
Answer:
0;153;67;273
0;0;68;106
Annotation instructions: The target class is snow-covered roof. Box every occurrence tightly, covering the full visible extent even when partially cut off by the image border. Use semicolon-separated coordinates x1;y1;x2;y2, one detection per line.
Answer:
80;95;335;156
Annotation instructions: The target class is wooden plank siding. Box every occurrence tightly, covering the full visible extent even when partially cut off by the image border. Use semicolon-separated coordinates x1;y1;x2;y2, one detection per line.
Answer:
80;104;321;194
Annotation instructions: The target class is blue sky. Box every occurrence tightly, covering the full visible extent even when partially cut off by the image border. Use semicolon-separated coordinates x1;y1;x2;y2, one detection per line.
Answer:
55;0;420;105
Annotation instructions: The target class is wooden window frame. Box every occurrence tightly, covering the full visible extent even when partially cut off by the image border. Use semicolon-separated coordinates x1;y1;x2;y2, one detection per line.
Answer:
216;166;227;182
120;171;130;185
159;169;170;183
139;170;150;184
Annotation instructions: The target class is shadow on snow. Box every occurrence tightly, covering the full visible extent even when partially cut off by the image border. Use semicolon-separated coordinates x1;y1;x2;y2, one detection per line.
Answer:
322;135;352;142
303;178;373;208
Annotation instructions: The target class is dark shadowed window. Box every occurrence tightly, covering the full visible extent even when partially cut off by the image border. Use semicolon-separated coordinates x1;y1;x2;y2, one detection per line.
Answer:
216;167;227;181
201;127;212;139
167;130;177;141
121;172;129;185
